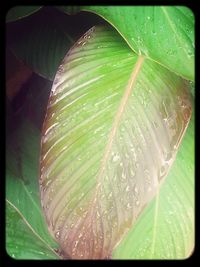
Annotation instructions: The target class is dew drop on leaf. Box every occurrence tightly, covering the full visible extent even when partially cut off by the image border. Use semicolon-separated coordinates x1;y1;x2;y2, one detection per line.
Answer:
134;186;138;194
158;163;169;181
136;200;140;206
126;203;132;210
112;153;120;162
55;231;60;239
125;185;130;192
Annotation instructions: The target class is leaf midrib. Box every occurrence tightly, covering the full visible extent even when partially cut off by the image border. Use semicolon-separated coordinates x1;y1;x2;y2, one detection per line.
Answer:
83;55;145;257
95;55;145;189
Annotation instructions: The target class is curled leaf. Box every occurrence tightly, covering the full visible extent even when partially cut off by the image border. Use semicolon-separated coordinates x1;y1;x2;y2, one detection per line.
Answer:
40;26;192;259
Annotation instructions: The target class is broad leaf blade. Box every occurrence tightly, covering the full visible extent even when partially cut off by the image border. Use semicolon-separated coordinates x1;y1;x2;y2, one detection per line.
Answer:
6;200;60;259
40;25;192;259
63;6;194;81
112;114;194;259
6;6;42;22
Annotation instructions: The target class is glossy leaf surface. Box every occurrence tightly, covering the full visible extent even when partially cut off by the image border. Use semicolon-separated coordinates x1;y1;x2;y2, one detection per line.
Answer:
63;6;194;81
6;6;42;22
6;118;60;259
40;26;192;259
6;200;60;259
112;114;194;259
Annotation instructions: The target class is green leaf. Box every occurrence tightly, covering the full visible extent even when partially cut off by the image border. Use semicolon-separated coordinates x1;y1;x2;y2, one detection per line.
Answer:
7;7;106;80
7;8;74;80
6;200;60;259
112;114;194;259
6;117;60;259
64;6;194;81
6;6;42;22
39;25;192;259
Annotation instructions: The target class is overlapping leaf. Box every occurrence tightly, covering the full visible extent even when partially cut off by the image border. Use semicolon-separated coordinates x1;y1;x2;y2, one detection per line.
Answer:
62;6;194;81
6;6;42;22
7;7;105;80
112;114;194;259
6;200;60;259
6;118;60;259
40;25;192;259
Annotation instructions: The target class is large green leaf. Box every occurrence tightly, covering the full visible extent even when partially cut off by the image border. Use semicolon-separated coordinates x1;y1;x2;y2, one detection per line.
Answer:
6;6;42;22
39;25;193;259
62;6;194;81
6;200;60;259
7;7;106;80
112;114;194;259
6;117;60;259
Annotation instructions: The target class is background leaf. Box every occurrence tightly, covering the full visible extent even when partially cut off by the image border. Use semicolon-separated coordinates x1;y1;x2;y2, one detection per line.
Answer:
6;6;42;22
62;6;194;81
6;75;60;259
112;113;194;259
6;7;107;80
6;200;60;259
40;25;192;259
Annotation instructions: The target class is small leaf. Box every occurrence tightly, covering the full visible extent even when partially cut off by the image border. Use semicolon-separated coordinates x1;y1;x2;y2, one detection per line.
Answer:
6;6;42;22
6;200;60;259
40;25;192;259
6;118;59;258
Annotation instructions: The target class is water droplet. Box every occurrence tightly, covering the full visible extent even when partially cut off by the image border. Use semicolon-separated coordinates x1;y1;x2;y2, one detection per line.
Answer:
134;186;138;194
159;163;169;181
147;16;150;20
121;172;126;181
121;127;125;132
167;49;175;56
131;169;136;177
55;231;60;239
96;211;100;218
112;153;120;162
126;203;132;209
153;121;159;128
137;146;142;154
113;221;117;228
78;233;83;239
108;192;113;199
183;107;191;122
136;200;140;206
78;192;85;200
74;240;78;248
147;186;152;192
164;151;172;162
125;185;130;192
152;30;157;35
125;153;129;159
103;210;108;216
70;223;74;229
